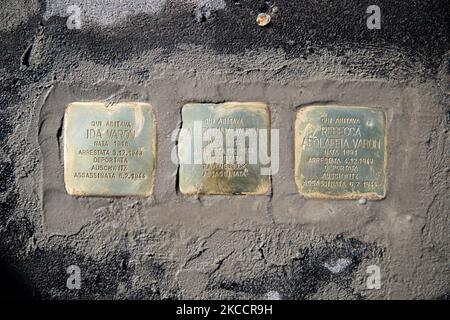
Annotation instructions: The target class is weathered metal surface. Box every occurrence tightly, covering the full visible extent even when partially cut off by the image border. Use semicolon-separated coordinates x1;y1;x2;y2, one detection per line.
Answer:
295;105;386;200
64;102;156;196
178;102;270;195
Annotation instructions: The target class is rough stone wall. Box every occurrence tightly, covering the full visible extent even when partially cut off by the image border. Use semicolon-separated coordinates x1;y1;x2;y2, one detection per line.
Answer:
0;0;448;299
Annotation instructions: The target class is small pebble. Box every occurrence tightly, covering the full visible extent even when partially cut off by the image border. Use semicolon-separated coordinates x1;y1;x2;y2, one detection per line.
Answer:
256;13;271;26
358;198;367;205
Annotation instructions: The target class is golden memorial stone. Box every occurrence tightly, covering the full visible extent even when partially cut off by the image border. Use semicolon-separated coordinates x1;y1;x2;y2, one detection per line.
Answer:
178;102;271;195
295;105;386;200
64;102;156;196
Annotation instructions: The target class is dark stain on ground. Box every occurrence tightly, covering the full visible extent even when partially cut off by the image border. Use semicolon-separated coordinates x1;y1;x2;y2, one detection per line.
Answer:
0;162;15;194
0;156;30;300
0;192;18;224
0;0;449;77
0;258;35;300
32;0;450;71
0;0;45;71
208;234;383;299
1;247;137;299
0;223;172;299
0;83;18;142
0;217;35;299
0;149;19;235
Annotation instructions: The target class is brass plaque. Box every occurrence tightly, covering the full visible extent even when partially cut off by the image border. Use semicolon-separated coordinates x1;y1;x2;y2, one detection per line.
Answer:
64;102;156;196
295;105;386;199
178;102;270;195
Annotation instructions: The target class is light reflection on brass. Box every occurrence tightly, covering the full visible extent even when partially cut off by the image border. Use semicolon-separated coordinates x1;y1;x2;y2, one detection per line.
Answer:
64;102;156;197
178;102;270;195
295;105;386;200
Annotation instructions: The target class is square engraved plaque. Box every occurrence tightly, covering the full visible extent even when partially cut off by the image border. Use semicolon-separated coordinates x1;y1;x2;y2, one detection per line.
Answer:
295;105;386;200
178;102;270;195
64;102;156;196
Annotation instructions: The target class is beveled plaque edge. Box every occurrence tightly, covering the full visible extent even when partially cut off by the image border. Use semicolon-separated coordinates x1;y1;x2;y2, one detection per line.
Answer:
179;176;270;196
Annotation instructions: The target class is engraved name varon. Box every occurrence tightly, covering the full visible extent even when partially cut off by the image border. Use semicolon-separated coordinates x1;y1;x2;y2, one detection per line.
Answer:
295;105;387;200
64;102;156;196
